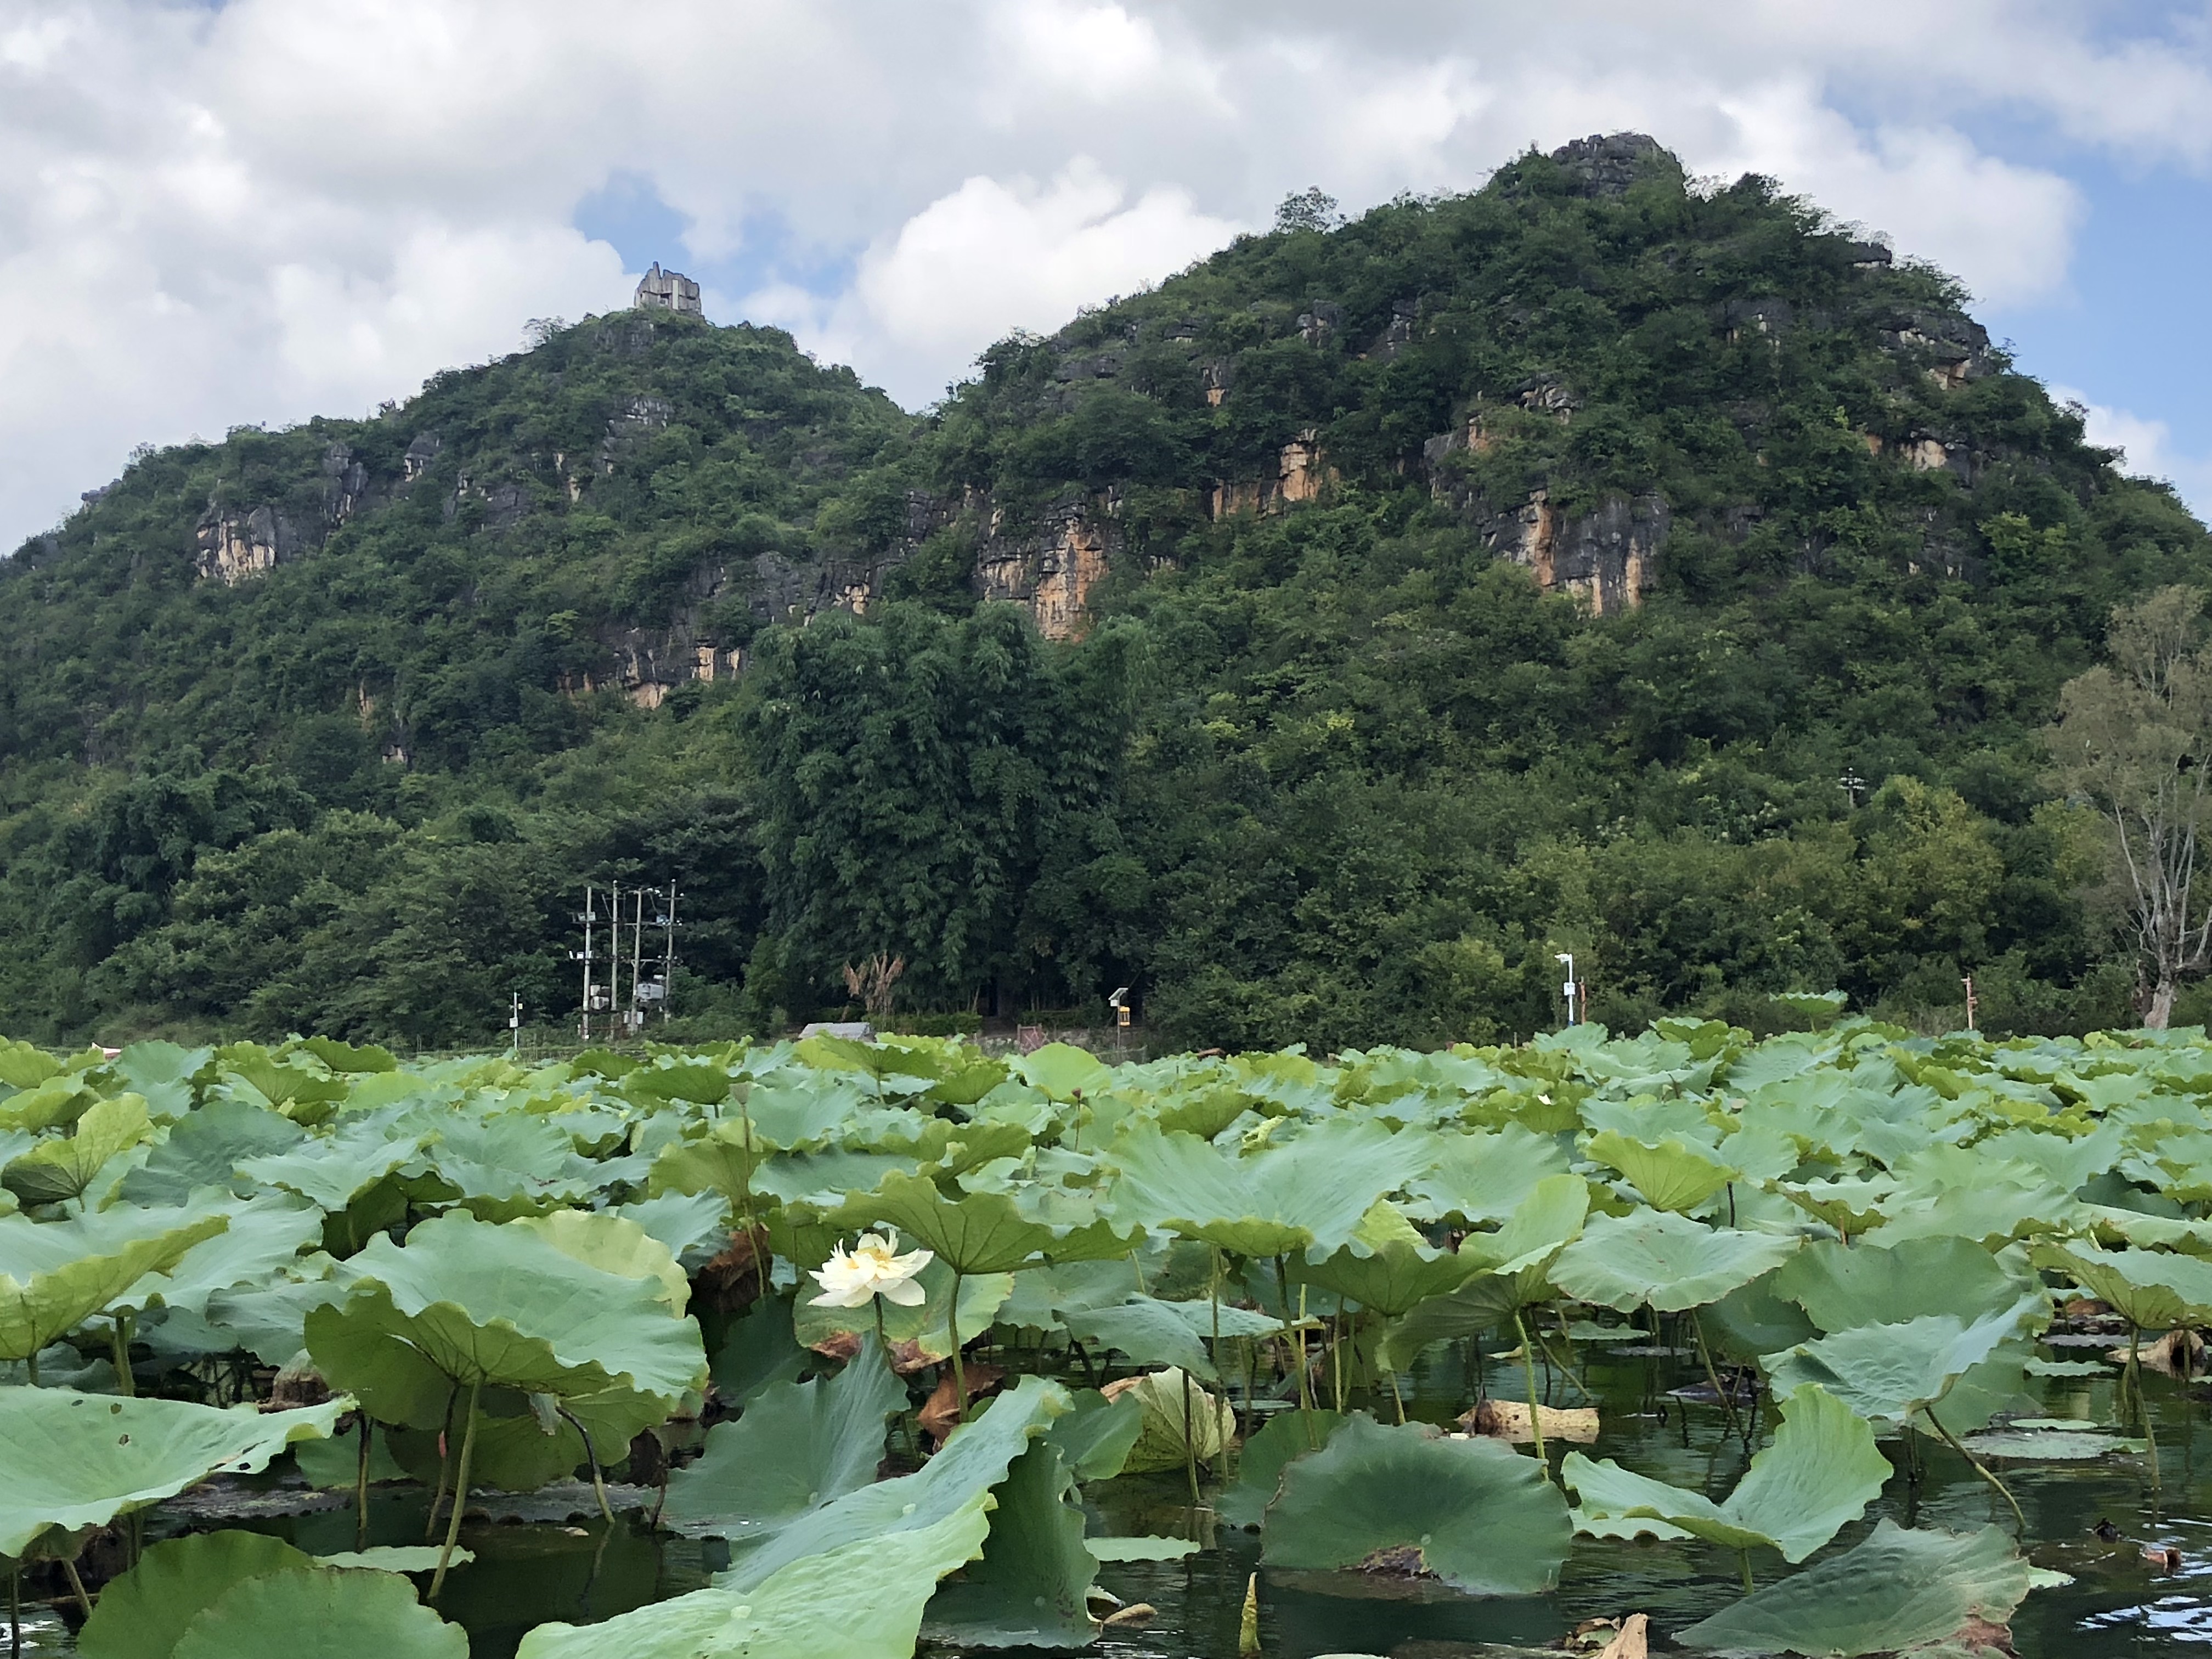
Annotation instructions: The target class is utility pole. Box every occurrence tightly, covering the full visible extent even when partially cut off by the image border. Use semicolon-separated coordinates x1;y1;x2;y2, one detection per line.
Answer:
1963;975;1978;1033
629;885;646;1035
1555;951;1579;1028
1839;769;1866;809
659;884;679;1024
577;886;596;1041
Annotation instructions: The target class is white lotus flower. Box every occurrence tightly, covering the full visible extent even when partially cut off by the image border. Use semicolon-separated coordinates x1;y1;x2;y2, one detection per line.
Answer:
809;1227;934;1308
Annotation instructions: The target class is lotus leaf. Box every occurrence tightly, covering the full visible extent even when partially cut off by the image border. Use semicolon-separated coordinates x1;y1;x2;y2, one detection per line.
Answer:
1774;1235;2040;1333
828;1169;1058;1274
1677;1521;2036;1657
793;1257;1013;1362
1086;1536;1199;1560
312;1210;706;1405
716;1373;1068;1592
1105;1367;1234;1474
1761;1297;2046;1431
663;1338;907;1538
1402;1125;1571;1224
0;1388;345;1554
1106;1118;1418;1259
2032;1240;2212;1329
79;1529;317;1659
518;1493;995;1659
1563;1384;1887;1561
236;1116;425;1211
1041;1386;1145;1481
710;1293;808;1403
1217;1408;1346;1527
122;1195;325;1318
1551;1211;1799;1313
1261;1414;1570;1595
120;1096;306;1205
0;1203;229;1363
1295;1203;1488;1318
1059;1293;1279;1380
924;1441;1095;1647
3;1093;151;1207
509;1207;690;1312
1585;1130;1738;1214
171;1564;467;1659
1013;1042;1112;1103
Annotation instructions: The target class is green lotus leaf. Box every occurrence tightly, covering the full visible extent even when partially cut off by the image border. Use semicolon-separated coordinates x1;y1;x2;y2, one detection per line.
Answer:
202;1268;348;1365
122;1195;325;1318
1086;1536;1199;1560
0;1203;229;1363
613;1192;732;1268
1871;1177;2079;1249
2031;1240;2212;1329
518;1491;995;1659
415;1111;601;1216
208;1046;352;1121
1260;1414;1570;1595
1584;1130;1738;1214
623;1060;735;1105
311;1546;469;1571
1295;1203;1488;1318
1041;1387;1145;1481
1105;1118;1420;1260
1701;1269;1819;1363
1564;1384;1888;1562
1959;1426;2142;1460
663;1338;907;1538
0;1038;65;1091
709;1293;807;1404
236;1116;425;1211
294;1036;399;1075
3;1093;151;1207
1774;1235;2041;1333
1013;1043;1113;1104
923;1441;1095;1647
1761;1296;2046;1431
1458;1173;1591;1273
120;1097;306;1205
1771;1175;1895;1238
1402;1125;1571;1224
509;1208;690;1312
716;1373;1069;1593
0;1389;345;1554
313;1210;706;1407
826;1169;1057;1276
1217;1408;1346;1528
1677;1520;2035;1657
78;1529;317;1659
1550;1211;1799;1313
171;1562;466;1659
1059;1293;1279;1380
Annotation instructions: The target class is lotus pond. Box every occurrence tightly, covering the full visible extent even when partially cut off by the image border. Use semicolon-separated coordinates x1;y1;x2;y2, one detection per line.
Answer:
13;1020;2212;1657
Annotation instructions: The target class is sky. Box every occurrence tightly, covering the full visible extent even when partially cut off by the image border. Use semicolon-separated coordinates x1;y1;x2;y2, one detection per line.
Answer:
2;1;2208;556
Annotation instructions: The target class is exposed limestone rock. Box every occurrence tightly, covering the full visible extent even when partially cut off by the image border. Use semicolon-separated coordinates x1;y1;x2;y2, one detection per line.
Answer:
977;496;1114;641
322;442;373;525
1468;488;1669;615
1210;431;1338;517
1516;377;1578;420
1545;132;1677;198
1202;361;1232;407
402;431;442;481
1296;302;1342;345
1880;308;1993;391
194;503;300;584
1364;300;1418;361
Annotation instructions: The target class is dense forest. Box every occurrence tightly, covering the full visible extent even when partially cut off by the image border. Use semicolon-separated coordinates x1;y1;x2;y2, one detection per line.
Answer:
3;133;2207;1051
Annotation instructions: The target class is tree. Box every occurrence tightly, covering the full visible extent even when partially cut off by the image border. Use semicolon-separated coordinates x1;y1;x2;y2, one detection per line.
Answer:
1273;187;1342;234
2047;587;2212;1026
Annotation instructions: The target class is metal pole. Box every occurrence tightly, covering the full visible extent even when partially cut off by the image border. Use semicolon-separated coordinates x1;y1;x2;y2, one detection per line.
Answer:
581;885;594;1041
630;887;645;1036
662;884;678;1024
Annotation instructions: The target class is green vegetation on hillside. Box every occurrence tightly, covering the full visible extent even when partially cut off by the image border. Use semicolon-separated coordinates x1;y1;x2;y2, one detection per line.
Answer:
3;137;2208;1048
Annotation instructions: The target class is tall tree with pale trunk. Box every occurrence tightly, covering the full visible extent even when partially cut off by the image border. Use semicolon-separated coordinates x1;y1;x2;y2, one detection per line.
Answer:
2049;587;2212;1028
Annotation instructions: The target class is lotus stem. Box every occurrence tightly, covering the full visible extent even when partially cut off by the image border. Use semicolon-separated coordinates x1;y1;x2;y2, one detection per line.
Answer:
555;1406;614;1525
431;1378;482;1598
22;1351;34;1389
356;1415;373;1550
1273;1257;1311;1413
110;1313;133;1396
1921;1404;2025;1533
1537;1314;1597;1404
1513;1309;1549;1478
425;1382;460;1542
61;1559;91;1620
1181;1368;1201;1508
1689;1310;1742;1437
2129;1326;2161;1490
1739;1550;1753;1593
947;1271;967;1429
10;1559;20;1657
1386;1369;1407;1425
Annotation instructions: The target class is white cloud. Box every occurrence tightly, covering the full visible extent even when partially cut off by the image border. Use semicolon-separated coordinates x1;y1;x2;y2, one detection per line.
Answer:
1;0;2207;549
2057;386;2212;520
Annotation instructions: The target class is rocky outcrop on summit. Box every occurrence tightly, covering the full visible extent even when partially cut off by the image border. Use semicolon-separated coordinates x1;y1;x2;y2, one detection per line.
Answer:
1544;132;1678;196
